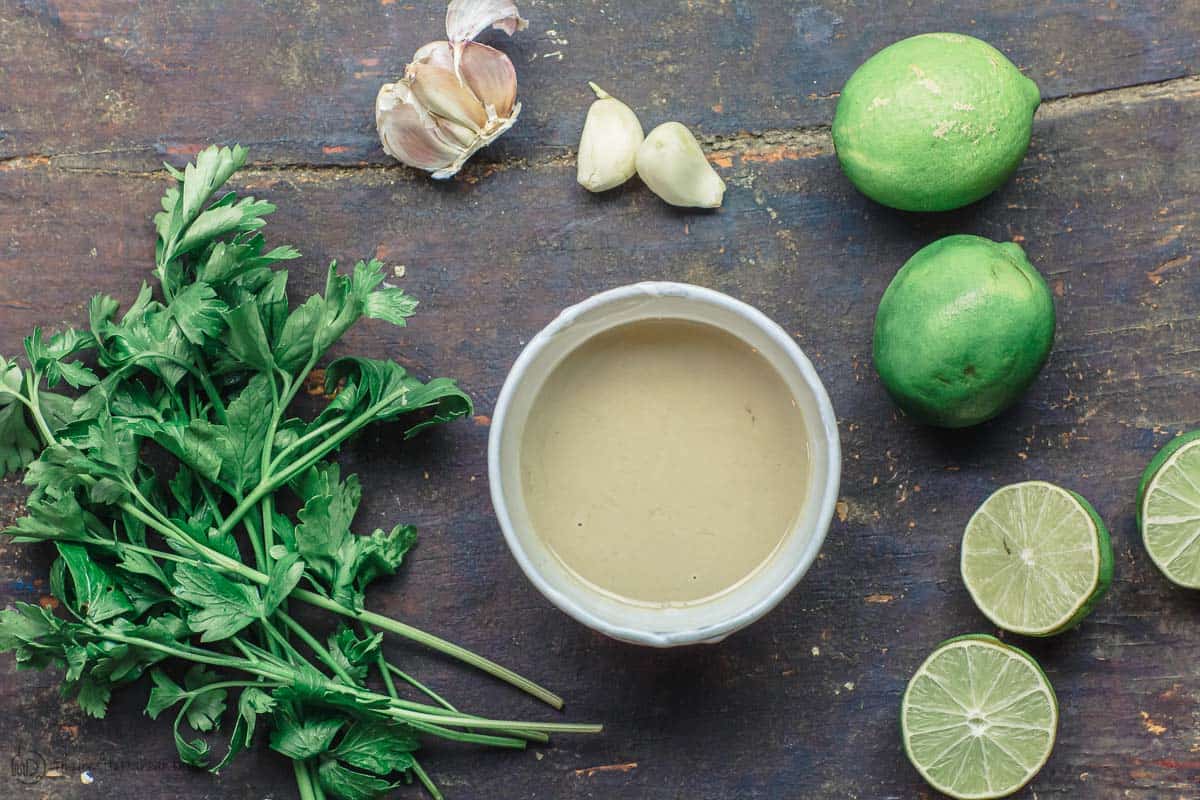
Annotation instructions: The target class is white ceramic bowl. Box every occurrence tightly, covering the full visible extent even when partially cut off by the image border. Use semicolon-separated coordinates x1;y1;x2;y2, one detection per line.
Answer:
489;282;841;647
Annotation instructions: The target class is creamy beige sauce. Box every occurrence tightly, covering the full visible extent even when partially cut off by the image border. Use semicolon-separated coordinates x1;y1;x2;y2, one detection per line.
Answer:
520;319;810;606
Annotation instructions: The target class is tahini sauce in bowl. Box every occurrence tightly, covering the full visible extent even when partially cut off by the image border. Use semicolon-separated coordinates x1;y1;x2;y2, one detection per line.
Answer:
520;318;809;606
489;283;841;647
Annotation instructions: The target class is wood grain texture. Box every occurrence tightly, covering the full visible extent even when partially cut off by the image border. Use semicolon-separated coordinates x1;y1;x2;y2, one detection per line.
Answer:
1;1;1199;799
1;0;1199;167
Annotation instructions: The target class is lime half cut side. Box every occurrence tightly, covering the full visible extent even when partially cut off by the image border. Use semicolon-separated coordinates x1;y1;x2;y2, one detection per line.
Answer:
961;481;1113;636
902;635;1058;800
1139;431;1200;589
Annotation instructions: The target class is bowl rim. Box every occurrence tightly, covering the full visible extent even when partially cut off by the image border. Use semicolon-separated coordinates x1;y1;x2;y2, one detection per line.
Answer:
488;281;842;647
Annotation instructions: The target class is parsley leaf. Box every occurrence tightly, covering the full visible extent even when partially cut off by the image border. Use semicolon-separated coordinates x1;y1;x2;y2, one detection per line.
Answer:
0;395;38;479
183;665;228;732
211;686;276;774
225;301;276;372
146;669;188;719
270;712;345;760
316;357;472;438
75;676;113;719
170;281;229;345
332;720;418;775
171;563;262;642
318;759;397;800
263;552;305;617
23;328;98;389
327;625;383;684
174;728;212;768
57;543;135;623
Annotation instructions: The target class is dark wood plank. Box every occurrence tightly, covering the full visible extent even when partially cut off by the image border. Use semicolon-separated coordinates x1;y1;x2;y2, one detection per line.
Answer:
1;71;1199;798
1;0;1199;168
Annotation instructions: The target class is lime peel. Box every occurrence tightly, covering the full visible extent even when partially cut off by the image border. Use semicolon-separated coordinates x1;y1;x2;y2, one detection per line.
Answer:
832;32;1041;212
873;235;1056;429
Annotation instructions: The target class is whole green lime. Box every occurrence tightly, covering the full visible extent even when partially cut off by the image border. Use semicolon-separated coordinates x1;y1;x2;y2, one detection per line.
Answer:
873;235;1055;428
833;33;1041;212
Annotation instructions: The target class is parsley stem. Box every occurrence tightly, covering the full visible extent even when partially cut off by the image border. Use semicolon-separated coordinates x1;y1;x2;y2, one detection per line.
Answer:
334;599;563;709
274;609;356;685
383;661;457;712
391;699;551;744
370;640;469;795
95;626;265;677
376;658;550;744
24;375;56;446
193;392;568;708
230;636;263;664
382;707;602;735
117;491;568;711
370;630;400;700
186;679;278;695
410;759;443;800
195;477;227;527
87;625;596;749
293;761;317;800
117;542;196;566
118;502;254;583
125;482;188;539
278;356;316;414
221;383;414;542
268;415;348;474
259;372;284;569
262;619;314;671
309;765;328;800
124;497;567;711
240;513;269;594
405;720;526;749
115;352;228;423
102;399;565;715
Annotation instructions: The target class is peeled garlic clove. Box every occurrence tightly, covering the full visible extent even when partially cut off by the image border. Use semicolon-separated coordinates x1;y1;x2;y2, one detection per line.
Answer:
446;0;528;44
636;122;726;208
577;83;644;193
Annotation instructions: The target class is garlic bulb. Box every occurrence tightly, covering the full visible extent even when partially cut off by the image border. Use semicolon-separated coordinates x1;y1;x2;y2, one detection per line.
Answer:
635;122;726;208
577;83;644;193
376;0;526;179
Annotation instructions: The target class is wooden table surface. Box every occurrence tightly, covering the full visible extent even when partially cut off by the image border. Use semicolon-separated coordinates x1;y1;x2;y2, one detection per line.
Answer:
1;1;1198;798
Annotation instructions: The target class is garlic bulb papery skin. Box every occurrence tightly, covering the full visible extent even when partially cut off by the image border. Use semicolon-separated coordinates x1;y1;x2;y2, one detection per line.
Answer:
446;0;528;45
445;0;528;77
577;83;644;193
635;122;726;208
376;40;521;179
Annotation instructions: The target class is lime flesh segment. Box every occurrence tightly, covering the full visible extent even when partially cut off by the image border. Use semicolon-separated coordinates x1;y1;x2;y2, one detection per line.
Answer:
1140;434;1200;589
961;481;1112;636
902;635;1058;799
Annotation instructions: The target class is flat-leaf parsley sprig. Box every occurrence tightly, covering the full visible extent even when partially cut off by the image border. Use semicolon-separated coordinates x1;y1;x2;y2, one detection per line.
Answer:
0;145;600;800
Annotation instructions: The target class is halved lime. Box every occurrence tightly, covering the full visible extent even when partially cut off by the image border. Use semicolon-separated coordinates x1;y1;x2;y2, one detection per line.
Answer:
1138;430;1200;589
902;634;1058;799
961;481;1113;636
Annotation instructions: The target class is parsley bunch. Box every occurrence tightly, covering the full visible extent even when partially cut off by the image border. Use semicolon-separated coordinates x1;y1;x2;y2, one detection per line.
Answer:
0;146;599;800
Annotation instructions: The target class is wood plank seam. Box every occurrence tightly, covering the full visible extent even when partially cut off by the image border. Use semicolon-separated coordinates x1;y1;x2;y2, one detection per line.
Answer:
0;75;1196;180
